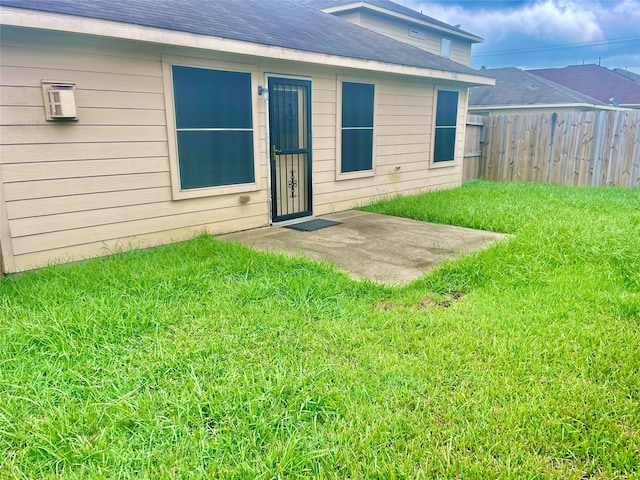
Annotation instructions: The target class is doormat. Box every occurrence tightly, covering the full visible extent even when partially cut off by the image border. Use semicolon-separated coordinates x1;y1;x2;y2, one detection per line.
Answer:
285;219;342;232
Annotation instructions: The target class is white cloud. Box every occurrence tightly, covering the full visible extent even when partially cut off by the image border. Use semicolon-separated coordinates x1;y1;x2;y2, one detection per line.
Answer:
402;0;640;69
410;1;603;43
596;0;640;36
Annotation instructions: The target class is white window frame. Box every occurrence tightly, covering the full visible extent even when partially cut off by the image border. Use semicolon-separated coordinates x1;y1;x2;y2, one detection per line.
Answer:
162;56;261;200
430;87;462;169
335;76;377;181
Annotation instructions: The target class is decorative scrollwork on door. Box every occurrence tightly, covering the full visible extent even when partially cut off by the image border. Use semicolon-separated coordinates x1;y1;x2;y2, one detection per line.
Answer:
288;169;298;198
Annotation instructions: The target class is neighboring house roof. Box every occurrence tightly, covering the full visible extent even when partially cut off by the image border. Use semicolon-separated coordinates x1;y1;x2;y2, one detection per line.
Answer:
0;0;492;83
469;67;608;111
613;68;640;84
300;0;482;42
528;64;640;107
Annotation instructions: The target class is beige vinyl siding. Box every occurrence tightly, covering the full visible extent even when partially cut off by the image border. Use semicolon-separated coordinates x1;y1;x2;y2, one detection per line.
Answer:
332;11;361;25
13;216;266;270
0;31;270;272
311;83;338;183
448;40;472;66
346;11;473;66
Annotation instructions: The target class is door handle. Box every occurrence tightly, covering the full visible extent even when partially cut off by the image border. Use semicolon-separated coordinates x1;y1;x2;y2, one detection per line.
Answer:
272;145;281;157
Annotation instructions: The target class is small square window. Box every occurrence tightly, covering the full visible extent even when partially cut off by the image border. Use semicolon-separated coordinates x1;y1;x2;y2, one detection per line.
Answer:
441;38;452;59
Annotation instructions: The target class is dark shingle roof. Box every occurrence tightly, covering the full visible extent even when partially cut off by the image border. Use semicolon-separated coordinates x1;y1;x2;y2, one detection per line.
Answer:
469;67;604;107
0;0;491;79
528;64;640;106
299;0;481;41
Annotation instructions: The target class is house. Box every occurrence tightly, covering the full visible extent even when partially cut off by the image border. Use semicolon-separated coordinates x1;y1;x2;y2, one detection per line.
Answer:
468;67;617;115
612;68;640;84
0;0;493;274
529;64;640;109
300;0;482;66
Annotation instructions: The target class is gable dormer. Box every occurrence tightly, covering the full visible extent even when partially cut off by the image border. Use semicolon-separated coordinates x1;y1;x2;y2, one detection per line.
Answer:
302;0;482;66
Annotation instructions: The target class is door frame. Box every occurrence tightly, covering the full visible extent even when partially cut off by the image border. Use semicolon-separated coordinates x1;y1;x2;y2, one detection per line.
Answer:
265;74;313;223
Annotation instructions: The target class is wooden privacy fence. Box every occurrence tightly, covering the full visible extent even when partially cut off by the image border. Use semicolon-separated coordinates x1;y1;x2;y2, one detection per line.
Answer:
462;116;484;182
464;110;640;187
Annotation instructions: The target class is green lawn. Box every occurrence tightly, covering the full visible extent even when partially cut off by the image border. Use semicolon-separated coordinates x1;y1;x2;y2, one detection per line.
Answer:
1;181;639;479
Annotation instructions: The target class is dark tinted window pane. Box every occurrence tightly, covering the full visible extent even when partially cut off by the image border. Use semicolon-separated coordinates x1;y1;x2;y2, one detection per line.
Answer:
177;131;254;189
271;86;300;151
342;129;373;172
342;82;375;128
435;90;458;127
172;66;252;129
433;128;456;162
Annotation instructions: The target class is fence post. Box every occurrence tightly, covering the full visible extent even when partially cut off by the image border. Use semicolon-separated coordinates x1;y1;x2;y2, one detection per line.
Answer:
545;113;557;183
606;111;622;186
631;115;640;187
592;112;606;186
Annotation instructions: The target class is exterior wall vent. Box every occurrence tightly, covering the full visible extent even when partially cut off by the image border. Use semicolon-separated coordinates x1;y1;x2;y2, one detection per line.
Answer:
409;27;426;39
42;81;78;121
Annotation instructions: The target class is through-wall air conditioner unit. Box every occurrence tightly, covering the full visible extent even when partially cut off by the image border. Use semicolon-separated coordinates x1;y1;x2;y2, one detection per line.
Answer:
42;81;78;121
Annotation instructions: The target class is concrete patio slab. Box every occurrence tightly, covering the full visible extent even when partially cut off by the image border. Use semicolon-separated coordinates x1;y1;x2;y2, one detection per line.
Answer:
221;210;509;285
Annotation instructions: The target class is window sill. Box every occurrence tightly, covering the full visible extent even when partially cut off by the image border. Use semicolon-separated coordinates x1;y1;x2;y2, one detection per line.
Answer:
335;169;375;181
430;160;457;169
171;182;260;200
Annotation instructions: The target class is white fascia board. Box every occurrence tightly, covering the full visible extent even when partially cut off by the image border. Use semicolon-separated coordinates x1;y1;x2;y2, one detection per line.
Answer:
0;7;494;86
470;103;625;111
321;1;483;43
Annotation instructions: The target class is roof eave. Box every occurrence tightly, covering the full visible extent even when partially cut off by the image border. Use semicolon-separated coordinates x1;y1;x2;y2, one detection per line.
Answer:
0;7;493;86
321;1;483;43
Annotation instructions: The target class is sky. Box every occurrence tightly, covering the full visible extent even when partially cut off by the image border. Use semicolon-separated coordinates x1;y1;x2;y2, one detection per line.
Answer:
403;0;640;73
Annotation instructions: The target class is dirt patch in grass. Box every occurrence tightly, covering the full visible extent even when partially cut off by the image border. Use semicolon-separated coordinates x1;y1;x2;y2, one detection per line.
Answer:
375;291;465;310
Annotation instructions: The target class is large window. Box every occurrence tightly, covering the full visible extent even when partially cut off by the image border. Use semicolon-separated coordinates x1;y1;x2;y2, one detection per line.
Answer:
433;90;459;163
172;65;255;190
340;81;375;173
